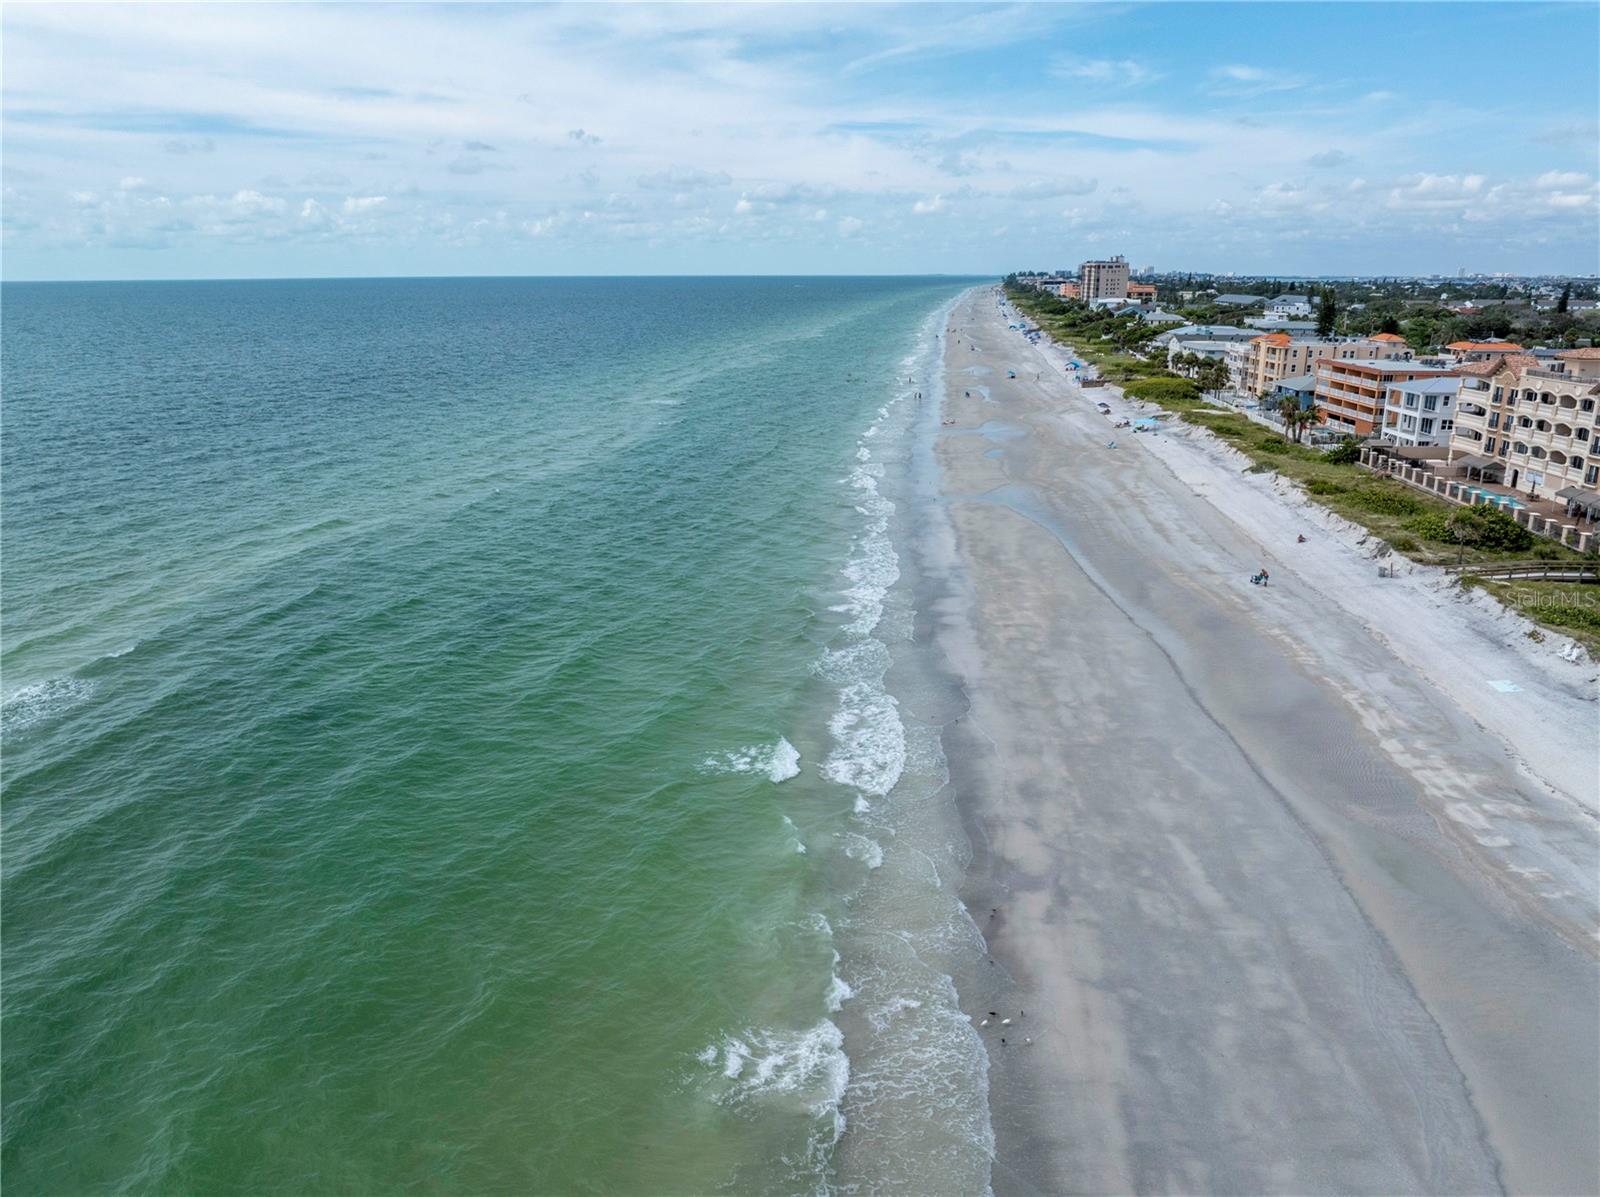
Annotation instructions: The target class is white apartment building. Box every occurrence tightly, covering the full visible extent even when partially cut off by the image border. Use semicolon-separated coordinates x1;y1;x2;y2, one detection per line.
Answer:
1380;375;1459;447
1448;349;1600;499
1265;294;1313;318
1167;339;1239;373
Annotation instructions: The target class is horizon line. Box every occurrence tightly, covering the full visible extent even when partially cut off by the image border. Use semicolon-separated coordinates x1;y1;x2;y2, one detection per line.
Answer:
5;269;1593;286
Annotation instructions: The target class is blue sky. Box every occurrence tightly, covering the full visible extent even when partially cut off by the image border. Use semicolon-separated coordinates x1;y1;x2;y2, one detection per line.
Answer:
3;2;1596;280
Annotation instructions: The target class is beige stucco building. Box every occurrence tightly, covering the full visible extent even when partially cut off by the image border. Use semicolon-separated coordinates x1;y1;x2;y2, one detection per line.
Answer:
1078;256;1129;301
1448;348;1600;499
1228;332;1413;398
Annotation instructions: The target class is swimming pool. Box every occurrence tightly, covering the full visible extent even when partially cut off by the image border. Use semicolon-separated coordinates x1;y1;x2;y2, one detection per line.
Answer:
1462;485;1524;510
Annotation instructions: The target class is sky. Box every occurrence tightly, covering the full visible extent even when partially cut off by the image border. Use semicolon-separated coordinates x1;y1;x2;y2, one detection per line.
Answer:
3;2;1597;281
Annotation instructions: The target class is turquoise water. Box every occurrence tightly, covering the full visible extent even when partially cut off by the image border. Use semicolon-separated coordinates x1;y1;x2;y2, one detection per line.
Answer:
2;277;993;1193
1461;484;1523;510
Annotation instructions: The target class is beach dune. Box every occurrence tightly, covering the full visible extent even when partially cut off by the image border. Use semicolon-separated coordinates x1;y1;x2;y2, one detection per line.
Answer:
936;289;1598;1195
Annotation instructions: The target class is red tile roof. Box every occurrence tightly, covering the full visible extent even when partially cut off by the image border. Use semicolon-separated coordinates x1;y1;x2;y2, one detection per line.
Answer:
1368;333;1407;343
1558;347;1600;359
1445;340;1524;352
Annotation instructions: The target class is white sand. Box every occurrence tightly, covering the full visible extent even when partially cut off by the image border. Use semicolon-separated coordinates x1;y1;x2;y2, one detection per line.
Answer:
937;288;1599;1195
1028;327;1598;817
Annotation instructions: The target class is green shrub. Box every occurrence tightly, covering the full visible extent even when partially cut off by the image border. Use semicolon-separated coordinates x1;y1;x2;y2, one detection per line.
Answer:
1345;487;1427;517
1322;437;1362;464
1406;511;1452;541
1303;477;1348;496
1123;376;1201;406
1406;503;1534;551
1389;535;1421;553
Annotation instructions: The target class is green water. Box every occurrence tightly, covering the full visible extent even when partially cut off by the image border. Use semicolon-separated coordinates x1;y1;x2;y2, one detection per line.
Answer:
2;277;992;1193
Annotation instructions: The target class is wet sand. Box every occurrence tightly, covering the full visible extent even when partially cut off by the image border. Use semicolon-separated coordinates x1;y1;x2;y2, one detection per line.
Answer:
934;289;1598;1195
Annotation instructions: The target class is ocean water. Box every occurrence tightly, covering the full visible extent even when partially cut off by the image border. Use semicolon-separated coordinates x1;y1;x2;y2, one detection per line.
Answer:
1;276;993;1193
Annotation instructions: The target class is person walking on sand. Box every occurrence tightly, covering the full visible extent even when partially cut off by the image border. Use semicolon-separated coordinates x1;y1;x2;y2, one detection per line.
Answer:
1259;567;1270;586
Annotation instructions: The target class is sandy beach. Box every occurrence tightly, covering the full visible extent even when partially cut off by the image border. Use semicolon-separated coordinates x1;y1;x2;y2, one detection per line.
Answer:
934;288;1599;1195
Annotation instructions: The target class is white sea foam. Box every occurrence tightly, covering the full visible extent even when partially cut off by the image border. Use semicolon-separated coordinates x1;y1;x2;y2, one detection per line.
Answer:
867;996;924;1033
822;683;906;798
843;832;885;870
826;951;855;1012
700;736;800;782
782;815;807;855
702;1020;849;1114
2;677;94;733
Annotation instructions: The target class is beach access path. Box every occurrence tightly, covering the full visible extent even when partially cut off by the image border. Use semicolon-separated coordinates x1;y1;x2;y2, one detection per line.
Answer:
935;288;1598;1196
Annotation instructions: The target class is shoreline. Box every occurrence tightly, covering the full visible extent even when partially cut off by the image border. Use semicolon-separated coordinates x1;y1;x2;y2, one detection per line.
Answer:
931;287;1598;1194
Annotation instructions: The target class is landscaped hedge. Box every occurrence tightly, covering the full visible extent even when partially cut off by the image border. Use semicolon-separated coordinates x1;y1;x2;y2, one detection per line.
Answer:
1407;504;1534;551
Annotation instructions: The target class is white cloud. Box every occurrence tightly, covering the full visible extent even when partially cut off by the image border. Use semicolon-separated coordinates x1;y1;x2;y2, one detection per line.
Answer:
1;3;1593;275
1051;57;1158;87
1206;64;1306;97
637;167;732;191
1010;177;1097;199
226;189;286;215
1536;170;1590;190
1386;173;1485;210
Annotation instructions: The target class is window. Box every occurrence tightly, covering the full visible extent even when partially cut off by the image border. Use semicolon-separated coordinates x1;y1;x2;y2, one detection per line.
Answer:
1587;465;1599;486
1571;456;1584;471
1514;442;1529;454
1493;386;1503;400
1489;413;1501;430
1498;441;1510;457
1582;399;1596;413
1580;429;1591;442
1442;419;1454;431
1421;418;1435;434
1423;396;1438;411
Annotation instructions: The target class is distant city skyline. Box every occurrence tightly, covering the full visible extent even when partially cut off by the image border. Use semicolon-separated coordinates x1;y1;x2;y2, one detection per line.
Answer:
3;2;1597;281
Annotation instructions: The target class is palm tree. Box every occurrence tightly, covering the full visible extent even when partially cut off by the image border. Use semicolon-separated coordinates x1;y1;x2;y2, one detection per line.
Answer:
1277;395;1299;441
1299;397;1321;443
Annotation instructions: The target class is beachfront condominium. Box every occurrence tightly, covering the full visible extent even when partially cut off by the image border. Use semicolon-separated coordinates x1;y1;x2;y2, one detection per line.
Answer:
1229;331;1414;398
1379;375;1461;447
1316;358;1457;437
1448;349;1600;498
1079;255;1130;301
